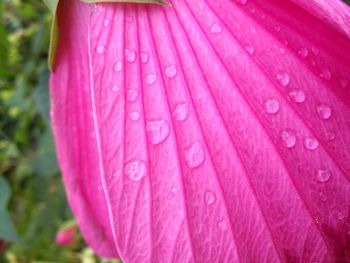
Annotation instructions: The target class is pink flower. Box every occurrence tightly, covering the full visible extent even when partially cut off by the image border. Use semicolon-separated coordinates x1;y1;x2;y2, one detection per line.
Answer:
50;0;350;262
55;227;76;246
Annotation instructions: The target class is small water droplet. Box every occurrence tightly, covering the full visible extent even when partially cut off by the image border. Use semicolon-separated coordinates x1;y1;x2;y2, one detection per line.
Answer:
124;160;147;182
126;89;139;102
114;60;123;72
112;85;119;92
320;68;332;80
103;18;110;27
146;119;170;145
205;191;216;205
96;44;105;54
264;98;280;114
172;102;189;121
288;89;306;103
276;72;290;87
336;211;345;220
279;47;286;54
274;25;281;32
244;44;255;55
210;22;223;34
298;47;309;58
304;137;319;150
316;104;332;120
129;111;140;121
319;191;327;202
311;47;320;55
145;73;157;85
140;52;149;64
325;132;335;141
218;220;228;231
165;64;177;78
125;49;136;62
316;169;331;183
280;129;297;148
184;141;205;168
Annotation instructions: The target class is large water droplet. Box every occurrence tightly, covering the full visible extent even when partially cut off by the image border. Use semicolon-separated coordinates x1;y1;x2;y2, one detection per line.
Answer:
304;137;319;150
276;72;290;87
96;45;105;54
184;141;205;168
210;22;223;34
288;89;306;103
316;104;332;120
205;191;216;205
165;64;177;78
316;169;331;183
146;120;170;145
172;102;189;122
125;49;136;63
114;60;123;72
280;129;297;148
124;160;146;182
126;89;139;102
264;98;280;114
145;73;157;85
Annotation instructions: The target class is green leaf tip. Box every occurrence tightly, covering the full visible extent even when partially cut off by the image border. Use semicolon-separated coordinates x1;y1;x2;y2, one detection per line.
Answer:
44;0;170;71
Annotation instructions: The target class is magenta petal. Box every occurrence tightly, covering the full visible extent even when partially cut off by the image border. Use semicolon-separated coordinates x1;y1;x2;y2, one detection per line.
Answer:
51;0;350;262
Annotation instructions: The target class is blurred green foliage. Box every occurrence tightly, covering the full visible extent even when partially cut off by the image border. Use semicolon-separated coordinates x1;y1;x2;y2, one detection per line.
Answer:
0;0;119;262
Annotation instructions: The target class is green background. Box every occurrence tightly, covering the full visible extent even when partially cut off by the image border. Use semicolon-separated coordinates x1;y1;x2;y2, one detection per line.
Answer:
0;0;349;262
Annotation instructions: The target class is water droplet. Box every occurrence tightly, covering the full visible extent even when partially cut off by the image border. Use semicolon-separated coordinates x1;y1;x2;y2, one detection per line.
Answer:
112;85;119;92
103;18;110;27
288;89;306;103
336;211;345;220
184;141;205;168
319;191;327;202
129;111;140;121
298;47;309;58
304;137;319;150
311;47;320;55
146;119;170;145
280;129;297;148
276;72;290;87
124;160;146;182
172;102;189;121
244;44;255;55
320;68;332;80
264;98;280;114
325;132;335;141
96;45;105;54
165;64;177;78
125;49;136;62
205;191;216;205
274;25;281;32
279;47;286;54
218;220;228;231
316;169;331;183
145;73;157;85
114;60;123;72
140;52;149;64
210;22;223;34
126;89;139;102
316;104;332;120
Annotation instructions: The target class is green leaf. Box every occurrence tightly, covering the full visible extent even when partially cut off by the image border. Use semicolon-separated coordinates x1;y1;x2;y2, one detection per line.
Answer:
44;0;169;70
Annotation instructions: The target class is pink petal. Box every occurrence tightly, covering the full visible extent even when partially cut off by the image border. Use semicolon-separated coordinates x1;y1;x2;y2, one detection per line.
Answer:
51;0;350;262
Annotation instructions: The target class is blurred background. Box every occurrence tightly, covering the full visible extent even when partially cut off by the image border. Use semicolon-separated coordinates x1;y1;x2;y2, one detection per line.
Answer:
0;0;349;262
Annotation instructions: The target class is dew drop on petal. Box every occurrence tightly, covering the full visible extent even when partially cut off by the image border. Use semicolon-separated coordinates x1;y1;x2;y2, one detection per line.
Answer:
129;111;140;121
276;72;290;87
304;137;319;150
288;89;306;103
140;52;149;64
145;73;158;85
319;68;332;80
336;211;345;220
244;44;255;55
280;129;297;148
172;102;189;122
96;45;105;54
125;49;136;63
114;60;123;72
264;98;280;114
146;119;170;145
316;169;331;183
316;104;332;120
126;89;139;102
205;191;216;205
165;64;177;78
298;47;309;58
210;22;223;34
124;160;146;182
184;141;205;168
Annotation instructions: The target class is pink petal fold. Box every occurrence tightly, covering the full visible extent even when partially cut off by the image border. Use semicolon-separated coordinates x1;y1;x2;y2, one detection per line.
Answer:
50;0;350;262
